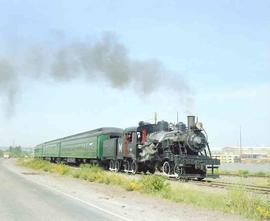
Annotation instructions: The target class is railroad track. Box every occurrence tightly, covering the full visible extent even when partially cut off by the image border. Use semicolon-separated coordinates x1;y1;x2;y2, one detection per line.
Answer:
190;180;270;195
154;172;270;195
114;169;270;195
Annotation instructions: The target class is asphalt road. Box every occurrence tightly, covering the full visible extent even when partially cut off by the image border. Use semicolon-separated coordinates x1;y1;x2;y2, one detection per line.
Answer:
0;159;126;221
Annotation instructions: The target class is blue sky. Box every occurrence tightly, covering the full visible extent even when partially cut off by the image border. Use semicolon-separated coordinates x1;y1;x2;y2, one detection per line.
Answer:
0;0;269;148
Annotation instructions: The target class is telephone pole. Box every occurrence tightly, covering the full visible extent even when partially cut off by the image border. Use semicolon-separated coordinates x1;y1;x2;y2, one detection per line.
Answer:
239;126;242;162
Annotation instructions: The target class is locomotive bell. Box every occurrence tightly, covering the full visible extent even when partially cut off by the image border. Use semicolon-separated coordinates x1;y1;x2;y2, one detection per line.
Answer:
196;122;203;130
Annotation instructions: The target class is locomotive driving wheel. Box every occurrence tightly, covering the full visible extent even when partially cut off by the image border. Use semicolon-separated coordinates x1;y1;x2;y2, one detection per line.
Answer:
174;165;184;178
162;161;171;175
124;161;130;173
109;160;115;171
131;161;138;174
115;160;121;173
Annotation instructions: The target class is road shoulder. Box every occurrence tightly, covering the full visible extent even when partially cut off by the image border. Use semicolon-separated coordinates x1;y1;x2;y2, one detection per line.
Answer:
5;159;247;221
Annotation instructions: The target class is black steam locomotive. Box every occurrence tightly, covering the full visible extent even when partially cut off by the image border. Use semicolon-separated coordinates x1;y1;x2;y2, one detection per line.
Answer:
103;115;220;180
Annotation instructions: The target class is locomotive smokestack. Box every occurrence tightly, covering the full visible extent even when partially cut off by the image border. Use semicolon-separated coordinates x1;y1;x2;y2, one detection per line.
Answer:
187;115;195;129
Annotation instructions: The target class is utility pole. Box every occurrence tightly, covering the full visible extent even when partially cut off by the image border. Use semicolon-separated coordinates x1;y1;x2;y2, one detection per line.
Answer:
154;112;157;124
176;112;179;124
239;126;242;163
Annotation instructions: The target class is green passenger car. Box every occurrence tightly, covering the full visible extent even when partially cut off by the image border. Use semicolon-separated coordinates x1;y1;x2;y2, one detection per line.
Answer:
35;127;123;164
34;144;43;158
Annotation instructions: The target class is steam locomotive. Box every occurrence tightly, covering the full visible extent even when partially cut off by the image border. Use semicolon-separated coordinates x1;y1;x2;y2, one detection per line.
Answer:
35;116;219;180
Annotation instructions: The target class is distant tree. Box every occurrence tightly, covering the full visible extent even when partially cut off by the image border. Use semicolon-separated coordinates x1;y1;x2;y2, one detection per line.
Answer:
9;146;23;157
0;149;3;157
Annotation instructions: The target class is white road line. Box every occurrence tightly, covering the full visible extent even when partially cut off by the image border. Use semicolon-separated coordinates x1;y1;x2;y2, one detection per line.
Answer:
4;163;131;221
40;183;132;221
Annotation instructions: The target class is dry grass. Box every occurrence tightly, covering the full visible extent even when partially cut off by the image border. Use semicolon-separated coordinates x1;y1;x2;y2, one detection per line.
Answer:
216;169;270;178
18;159;270;221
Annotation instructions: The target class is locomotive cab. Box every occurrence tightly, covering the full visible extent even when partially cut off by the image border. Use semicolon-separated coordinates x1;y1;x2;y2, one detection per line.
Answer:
120;124;157;174
123;127;138;159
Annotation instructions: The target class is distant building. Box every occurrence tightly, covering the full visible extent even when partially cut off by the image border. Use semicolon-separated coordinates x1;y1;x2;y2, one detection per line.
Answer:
3;153;10;159
212;152;240;163
212;147;270;163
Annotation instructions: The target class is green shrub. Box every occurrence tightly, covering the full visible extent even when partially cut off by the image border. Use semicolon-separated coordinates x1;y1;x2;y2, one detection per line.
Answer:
108;174;126;186
80;164;102;172
226;187;270;220
215;169;231;175
18;159;53;172
165;184;226;210
126;180;141;191
237;169;249;177
52;164;70;175
72;170;80;178
79;170;89;180
77;166;107;183
253;171;266;177
256;206;270;220
222;170;231;175
140;175;169;193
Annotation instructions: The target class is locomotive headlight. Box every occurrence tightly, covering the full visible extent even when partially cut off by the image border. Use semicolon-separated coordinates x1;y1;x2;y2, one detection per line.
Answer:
193;136;202;145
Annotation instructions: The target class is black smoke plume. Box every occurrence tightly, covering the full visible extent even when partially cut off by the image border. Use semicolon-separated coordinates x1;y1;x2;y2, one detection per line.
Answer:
0;33;193;116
